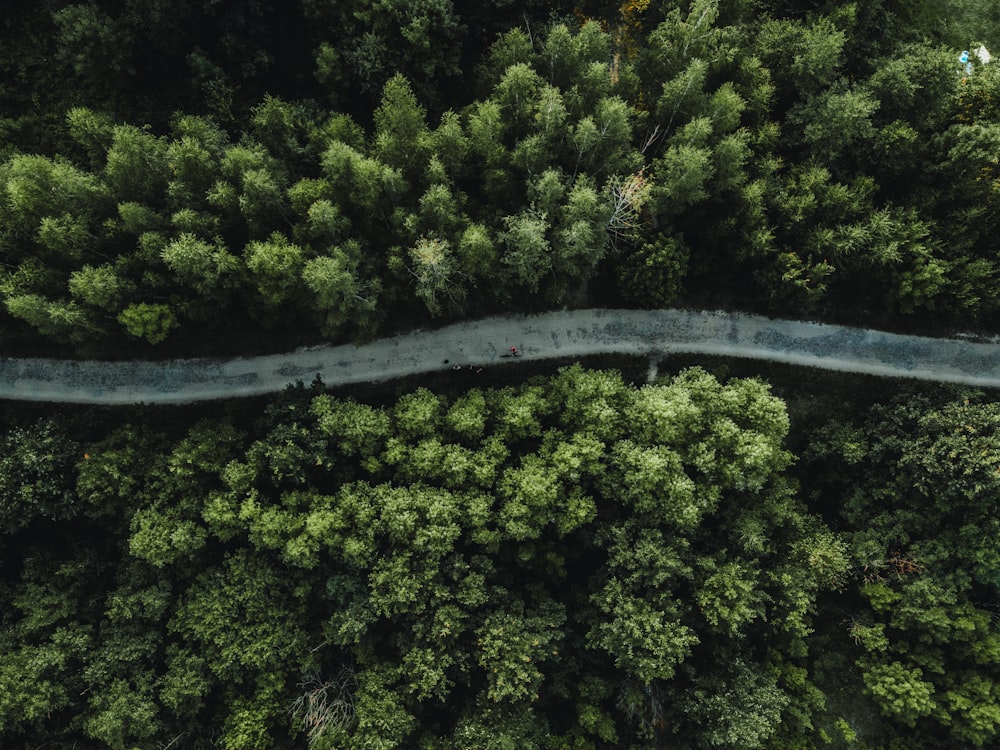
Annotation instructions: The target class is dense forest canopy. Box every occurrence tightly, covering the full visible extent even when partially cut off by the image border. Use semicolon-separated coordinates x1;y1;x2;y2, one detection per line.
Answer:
2;0;1000;356
1;366;997;749
2;2;1000;749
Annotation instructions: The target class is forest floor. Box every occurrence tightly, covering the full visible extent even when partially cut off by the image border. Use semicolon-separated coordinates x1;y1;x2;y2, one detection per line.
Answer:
2;308;999;404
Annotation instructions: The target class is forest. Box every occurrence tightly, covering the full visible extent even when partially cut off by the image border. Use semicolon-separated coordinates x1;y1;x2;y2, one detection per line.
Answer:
1;0;1000;356
1;0;1000;748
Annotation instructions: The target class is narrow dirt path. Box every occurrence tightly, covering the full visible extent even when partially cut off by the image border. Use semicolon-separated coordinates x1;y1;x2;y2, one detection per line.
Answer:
1;309;998;404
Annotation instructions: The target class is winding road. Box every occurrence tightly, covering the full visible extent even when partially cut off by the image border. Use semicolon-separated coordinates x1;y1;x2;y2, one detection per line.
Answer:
2;309;999;404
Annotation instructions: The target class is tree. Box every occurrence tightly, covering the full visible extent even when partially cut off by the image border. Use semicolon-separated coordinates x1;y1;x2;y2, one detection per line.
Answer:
165;115;229;211
552;176;612;283
0;154;107;255
676;660;790;749
209;143;289;239
302;244;376;336
0;623;91;739
474;597;566;702
455;223;497;281
161;232;241;296
35;213;92;261
117;302;177;344
408;236;463;315
69;263;128;311
372;75;431;181
320;141;404;231
430;110;471;178
291;194;348;248
249;95;317;166
861;661;937;727
788;85;878;165
245;233;306;310
760;14;844;82
494;63;546;137
499;209;552;293
65;107;115;170
103;124;170;204
574;97;638;180
590;576;699;683
170;548;308;682
117;200;166;235
311;395;391;460
303;0;464;103
75;423;169;520
83;677;162;750
804;394;1000;747
5;294;98;342
650;121;716;215
51;3;134;105
0;418;80;534
616;232;690;306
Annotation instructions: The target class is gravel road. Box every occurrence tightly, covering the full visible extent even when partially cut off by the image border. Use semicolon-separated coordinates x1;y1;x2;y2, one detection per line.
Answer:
1;309;998;404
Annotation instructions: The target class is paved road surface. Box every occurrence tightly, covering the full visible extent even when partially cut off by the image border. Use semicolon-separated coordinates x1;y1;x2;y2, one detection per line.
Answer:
1;309;998;404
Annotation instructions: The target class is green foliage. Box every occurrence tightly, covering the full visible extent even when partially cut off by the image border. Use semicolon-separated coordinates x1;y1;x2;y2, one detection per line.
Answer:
373;74;431;180
303;245;376;336
790;86;878;163
861;661;937;726
617;232;689;306
245;233;306;310
0;154;108;253
210;144;289;238
68;263;127;310
117;302;177;344
4;3;1000;741
0;366;853;747
83;677;162;749
162;232;240;296
304;0;465;103
499;209;552;293
104;124;170;203
679;662;790;749
170;549;309;681
804;393;1000;747
5;293;98;342
5;370;999;749
0;418;80;533
476;598;566;702
66;107;115;168
409;236;463;315
0;0;997;354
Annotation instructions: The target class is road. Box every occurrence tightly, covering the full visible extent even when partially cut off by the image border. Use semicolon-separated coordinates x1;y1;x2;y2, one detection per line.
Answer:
1;309;999;404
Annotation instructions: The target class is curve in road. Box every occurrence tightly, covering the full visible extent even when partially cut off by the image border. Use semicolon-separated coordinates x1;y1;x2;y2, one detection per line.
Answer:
1;309;999;404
